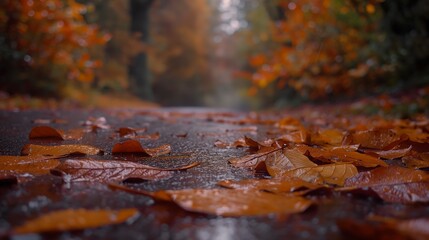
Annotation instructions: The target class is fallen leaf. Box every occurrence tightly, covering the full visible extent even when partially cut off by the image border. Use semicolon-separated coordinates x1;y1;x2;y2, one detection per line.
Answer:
0;156;60;176
117;127;138;137
311;129;344;145
175;133;188;138
111;139;171;157
369;146;412;160
214;140;230;149
29;126;84;140
403;156;429;169
265;149;317;177
371;182;429;204
12;208;138;235
344;128;402;149
217;177;321;194
344;166;429;188
51;159;199;182
21;144;103;157
165;189;312;217
281;163;358;186
337;218;410;240
277;127;309;143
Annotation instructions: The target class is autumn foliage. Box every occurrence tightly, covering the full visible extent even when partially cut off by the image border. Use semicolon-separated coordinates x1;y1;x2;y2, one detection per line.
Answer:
247;0;385;99
0;0;109;96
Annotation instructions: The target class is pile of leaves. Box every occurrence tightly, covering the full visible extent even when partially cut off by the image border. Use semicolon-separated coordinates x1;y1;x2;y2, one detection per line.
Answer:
1;109;429;239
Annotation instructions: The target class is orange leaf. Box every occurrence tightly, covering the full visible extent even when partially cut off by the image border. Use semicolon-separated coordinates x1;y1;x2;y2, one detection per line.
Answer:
217;177;321;194
165;189;312;217
21;144;103;157
28;126;84;140
13;208;139;234
344;166;429;188
0;155;60;176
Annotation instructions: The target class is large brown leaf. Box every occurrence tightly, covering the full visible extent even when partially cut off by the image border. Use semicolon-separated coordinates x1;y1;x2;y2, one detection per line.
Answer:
265;149;317;177
371;182;429;204
108;184;312;216
0;155;60;176
29;126;84;140
165;189;312;217
12;208;138;235
111;139;171;157
344;166;429;188
217;177;321;194
281;163;358;186
369;146;412;160
21;144;103;157
51;159;199;182
344;128;402;149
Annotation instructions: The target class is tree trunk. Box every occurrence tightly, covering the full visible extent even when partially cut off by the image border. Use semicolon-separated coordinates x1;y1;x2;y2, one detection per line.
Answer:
129;0;155;100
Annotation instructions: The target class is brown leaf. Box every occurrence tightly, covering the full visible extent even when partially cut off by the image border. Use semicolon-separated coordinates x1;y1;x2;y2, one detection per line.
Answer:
133;132;160;140
265;149;317;177
217;177;321;194
165;189;312;217
344;128;403;149
111;140;171;157
369;146;412;160
371;182;429;204
281;163;358;186
344;166;429;188
0;156;60;176
51;159;199;182
311;129;344;145
12;208;138;234
81;117;110;131
29;126;84;140
117;127;138;137
277;127;309;144
21;144;103;157
403;156;429;169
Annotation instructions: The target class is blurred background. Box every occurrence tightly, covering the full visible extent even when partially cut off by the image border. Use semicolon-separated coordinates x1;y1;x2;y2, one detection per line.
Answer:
1;0;428;114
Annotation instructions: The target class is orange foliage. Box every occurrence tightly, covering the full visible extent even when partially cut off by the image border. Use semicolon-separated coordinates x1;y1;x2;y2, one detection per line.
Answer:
248;0;382;99
0;0;109;83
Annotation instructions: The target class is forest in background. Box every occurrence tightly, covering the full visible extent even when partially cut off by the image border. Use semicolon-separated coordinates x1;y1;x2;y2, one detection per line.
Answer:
0;0;428;113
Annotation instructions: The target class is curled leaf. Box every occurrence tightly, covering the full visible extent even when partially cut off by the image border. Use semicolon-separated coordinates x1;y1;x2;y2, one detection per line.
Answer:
13;208;138;234
21;144;103;157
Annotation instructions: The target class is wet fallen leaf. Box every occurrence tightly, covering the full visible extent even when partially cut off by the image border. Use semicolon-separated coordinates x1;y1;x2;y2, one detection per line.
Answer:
0;155;60;176
280;163;358;186
217;177;321;194
164;189;312;217
21;144;103;157
12;208;138;235
311;129;344;145
371;182;429;204
369;146;412;160
265;149;317;177
402;156;429;169
111;139;171;157
277;127;309;143
344;166;429;188
29;126;84;140
117;127;138;137
344;128;402;149
51;159;199;182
